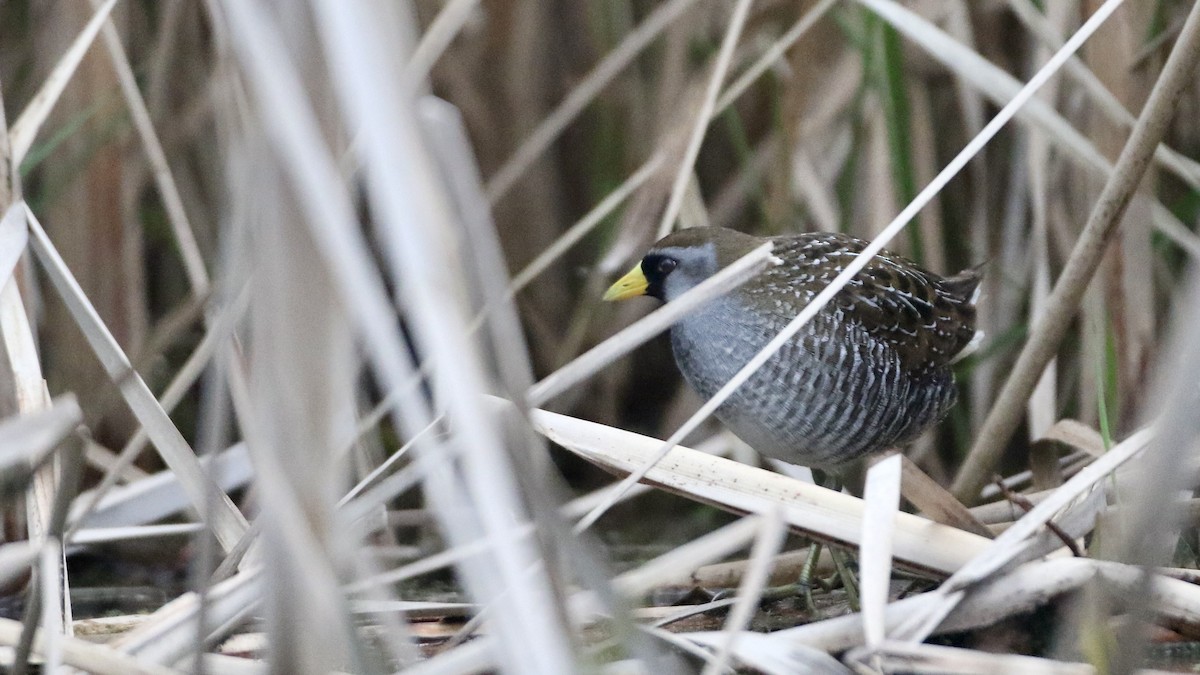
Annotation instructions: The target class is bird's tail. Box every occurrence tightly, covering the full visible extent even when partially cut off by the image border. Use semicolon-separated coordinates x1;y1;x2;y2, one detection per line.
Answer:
947;261;987;364
944;261;987;306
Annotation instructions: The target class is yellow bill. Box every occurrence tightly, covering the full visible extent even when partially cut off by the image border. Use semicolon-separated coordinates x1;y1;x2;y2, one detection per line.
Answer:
603;263;649;301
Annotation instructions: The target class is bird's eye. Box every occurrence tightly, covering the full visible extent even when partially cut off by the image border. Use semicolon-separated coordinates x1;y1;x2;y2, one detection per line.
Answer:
656;258;678;275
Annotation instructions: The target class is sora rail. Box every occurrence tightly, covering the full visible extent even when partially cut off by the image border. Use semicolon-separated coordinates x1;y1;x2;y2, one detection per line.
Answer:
604;227;981;469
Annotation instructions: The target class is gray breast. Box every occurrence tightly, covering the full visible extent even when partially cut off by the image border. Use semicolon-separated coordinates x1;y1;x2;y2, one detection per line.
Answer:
668;297;957;469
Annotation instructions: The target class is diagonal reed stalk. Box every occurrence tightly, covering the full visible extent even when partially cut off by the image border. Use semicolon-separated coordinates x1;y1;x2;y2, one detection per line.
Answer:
7;0;117;167
25;205;249;552
486;0;705;202
952;0;1200;502
653;0;752;240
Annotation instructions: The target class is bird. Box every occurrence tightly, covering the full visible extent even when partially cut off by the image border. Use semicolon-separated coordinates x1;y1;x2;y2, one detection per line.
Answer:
603;226;982;470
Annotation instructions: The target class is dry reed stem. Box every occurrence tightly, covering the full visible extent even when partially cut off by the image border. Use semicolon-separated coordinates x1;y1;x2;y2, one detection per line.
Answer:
654;0;752;239
684;631;853;672
1097;254;1200;669
700;509;787;675
485;0;703;202
612;516;760;597
1007;0;1200;190
507;157;662;295
68;444;251;532
35;543;63;671
1027;81;1057;442
25;205;249;551
0;203;55;592
398;638;493;675
682;547;835;589
87;0;210;294
7;1;1200;669
337;417;438;507
866;0;1200;259
82;440;147;482
313;2;582;670
68;523;203;545
493;0;836;297
0;399;81;482
0;205;63;665
952;0;1200;502
211;9;548;665
405;0;481;84
64;285;250;540
225;333;361;672
0;543;38;591
897;455;991;538
897;426;1152;644
207;19;460;663
847;641;1094;674
536;406;992;574
0;617;180;675
860;454;902;653
7;0;117;166
714;0;840;111
337;447;441;529
112;568;259;665
873;559;1200;658
19;431;86;675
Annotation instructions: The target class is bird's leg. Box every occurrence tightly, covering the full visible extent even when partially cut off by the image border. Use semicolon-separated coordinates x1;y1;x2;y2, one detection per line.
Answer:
828;545;860;612
784;469;839;613
811;468;833;488
763;470;862;614
808;469;861;612
798;539;823;612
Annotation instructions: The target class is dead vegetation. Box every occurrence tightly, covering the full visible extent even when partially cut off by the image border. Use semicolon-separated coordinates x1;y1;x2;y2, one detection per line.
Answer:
0;0;1199;673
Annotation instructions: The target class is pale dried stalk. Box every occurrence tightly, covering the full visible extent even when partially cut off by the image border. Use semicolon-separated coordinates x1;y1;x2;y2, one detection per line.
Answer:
861;454;903;650
654;0;752;239
24;205;248;552
863;0;1200;259
507;158;662;296
38;543;63;671
847;640;1094;674
0;618;180;675
65;284;250;539
612;516;761;598
497;0;837;297
309;1;580;670
113;568;259;665
535;407;992;575
405;0;480;84
7;0;118;166
485;0;704;202
714;0;840;111
896;427;1153;644
0;206;63;646
700;510;786;675
1006;0;1200;190
779;557;1200;654
87;0;210;294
